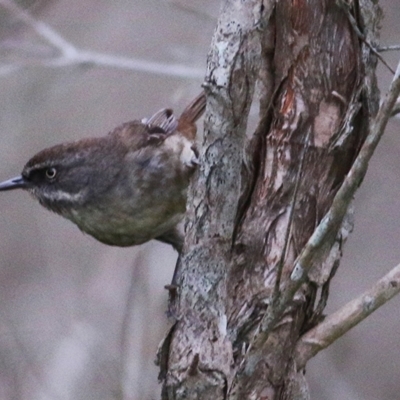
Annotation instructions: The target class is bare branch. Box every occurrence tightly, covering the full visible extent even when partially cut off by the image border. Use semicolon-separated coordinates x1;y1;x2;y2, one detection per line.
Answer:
336;0;395;74
378;45;400;52
391;97;400;117
0;0;204;79
119;251;150;399
0;0;77;56
294;262;400;369
162;0;267;396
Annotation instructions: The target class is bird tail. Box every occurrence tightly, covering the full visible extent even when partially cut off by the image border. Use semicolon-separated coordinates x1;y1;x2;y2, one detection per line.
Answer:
178;91;206;140
179;91;206;124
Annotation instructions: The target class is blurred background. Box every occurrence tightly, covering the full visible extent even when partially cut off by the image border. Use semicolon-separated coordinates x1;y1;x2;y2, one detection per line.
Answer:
0;0;398;399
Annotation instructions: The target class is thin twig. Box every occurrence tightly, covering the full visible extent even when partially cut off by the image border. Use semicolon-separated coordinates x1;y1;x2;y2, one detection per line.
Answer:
390;98;400;117
119;250;150;399
294;262;400;369
378;45;400;52
0;0;204;79
336;0;395;74
0;0;77;56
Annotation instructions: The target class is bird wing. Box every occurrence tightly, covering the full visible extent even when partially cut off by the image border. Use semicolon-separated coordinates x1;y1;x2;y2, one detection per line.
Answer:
109;119;172;152
142;108;178;135
109;92;206;152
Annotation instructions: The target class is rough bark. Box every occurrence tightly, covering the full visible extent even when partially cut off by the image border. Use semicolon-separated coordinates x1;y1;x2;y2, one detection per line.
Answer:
158;0;381;399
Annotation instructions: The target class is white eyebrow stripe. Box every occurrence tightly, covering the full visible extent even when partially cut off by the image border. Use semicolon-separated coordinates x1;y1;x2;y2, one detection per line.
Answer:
24;162;53;175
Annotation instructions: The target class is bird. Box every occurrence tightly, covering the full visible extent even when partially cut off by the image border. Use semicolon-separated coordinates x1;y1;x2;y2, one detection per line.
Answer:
0;92;206;251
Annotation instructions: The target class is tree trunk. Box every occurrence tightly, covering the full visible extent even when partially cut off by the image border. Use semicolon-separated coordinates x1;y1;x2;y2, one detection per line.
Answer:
158;0;381;398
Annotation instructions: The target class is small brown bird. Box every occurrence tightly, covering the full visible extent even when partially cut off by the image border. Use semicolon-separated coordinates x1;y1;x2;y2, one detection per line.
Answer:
0;92;206;251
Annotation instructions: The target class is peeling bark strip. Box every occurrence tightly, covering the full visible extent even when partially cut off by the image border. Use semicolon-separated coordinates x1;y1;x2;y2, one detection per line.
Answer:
159;1;380;399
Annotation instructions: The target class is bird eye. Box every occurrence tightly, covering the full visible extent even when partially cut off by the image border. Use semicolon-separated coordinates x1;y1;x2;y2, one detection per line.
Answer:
45;167;57;180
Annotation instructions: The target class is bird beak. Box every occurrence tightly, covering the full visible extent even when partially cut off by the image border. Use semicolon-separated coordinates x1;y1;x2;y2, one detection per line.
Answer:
0;175;29;191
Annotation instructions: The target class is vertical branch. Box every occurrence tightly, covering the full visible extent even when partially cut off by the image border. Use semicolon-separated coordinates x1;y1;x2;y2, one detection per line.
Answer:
162;1;270;399
160;0;382;399
227;0;381;398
